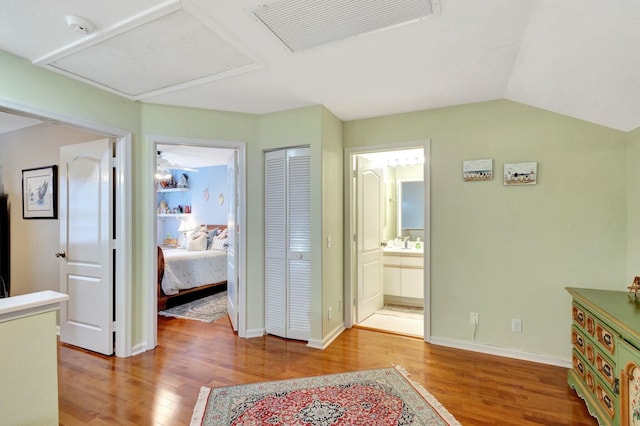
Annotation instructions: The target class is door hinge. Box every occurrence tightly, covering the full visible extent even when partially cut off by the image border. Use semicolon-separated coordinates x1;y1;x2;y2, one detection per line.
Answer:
110;157;118;168
111;321;117;332
353;234;357;242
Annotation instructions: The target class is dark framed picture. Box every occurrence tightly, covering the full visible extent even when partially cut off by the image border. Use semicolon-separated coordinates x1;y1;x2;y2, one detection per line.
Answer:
22;165;58;219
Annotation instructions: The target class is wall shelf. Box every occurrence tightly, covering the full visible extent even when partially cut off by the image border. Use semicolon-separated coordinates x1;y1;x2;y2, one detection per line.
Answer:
157;187;188;193
157;213;191;218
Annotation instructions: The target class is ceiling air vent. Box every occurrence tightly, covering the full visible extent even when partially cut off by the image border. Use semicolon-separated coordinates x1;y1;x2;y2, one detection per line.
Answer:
252;0;441;53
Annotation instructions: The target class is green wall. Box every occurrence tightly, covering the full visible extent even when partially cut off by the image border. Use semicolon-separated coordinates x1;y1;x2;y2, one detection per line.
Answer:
3;46;637;360
344;100;628;358
321;107;344;337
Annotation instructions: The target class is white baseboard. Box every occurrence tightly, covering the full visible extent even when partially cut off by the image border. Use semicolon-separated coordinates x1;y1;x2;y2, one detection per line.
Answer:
131;342;148;356
429;336;571;368
307;324;345;349
243;328;265;338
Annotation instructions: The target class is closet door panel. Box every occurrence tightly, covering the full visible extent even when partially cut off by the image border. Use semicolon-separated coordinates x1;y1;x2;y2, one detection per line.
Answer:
288;259;311;339
265;150;287;337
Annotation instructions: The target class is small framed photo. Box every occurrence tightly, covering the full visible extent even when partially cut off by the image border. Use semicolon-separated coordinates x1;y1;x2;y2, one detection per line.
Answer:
504;162;537;185
22;165;58;219
463;159;493;181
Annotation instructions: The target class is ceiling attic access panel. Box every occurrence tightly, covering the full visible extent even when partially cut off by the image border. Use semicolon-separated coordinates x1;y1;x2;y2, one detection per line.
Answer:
251;0;441;53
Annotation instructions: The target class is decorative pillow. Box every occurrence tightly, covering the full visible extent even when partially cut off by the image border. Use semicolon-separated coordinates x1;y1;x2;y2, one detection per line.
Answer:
209;238;228;251
187;232;207;251
206;228;220;248
179;231;195;248
217;228;228;240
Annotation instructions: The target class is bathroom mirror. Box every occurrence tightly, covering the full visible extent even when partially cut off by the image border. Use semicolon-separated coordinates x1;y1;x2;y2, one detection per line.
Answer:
398;179;424;240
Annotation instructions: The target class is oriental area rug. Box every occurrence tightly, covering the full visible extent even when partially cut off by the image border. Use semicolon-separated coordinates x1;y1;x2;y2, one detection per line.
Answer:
190;365;461;425
159;291;227;323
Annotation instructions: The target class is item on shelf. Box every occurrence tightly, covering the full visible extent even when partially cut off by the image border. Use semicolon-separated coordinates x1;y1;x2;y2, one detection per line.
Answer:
177;173;189;188
158;200;170;214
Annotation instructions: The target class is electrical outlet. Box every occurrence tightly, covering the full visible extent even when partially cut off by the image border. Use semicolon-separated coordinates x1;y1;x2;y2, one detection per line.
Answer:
512;319;522;333
328;307;333;320
470;312;479;325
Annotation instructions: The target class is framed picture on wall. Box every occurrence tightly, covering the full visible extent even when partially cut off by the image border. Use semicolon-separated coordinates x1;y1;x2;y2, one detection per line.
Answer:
22;165;58;219
503;162;537;186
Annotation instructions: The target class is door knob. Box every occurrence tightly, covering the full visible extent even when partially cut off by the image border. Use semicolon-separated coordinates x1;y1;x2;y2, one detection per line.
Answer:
55;251;66;258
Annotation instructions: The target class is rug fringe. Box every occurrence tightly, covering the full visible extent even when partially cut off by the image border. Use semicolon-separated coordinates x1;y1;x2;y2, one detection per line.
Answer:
190;386;211;426
393;364;462;426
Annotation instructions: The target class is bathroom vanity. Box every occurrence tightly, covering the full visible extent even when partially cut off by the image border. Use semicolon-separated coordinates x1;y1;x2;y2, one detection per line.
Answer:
382;247;424;305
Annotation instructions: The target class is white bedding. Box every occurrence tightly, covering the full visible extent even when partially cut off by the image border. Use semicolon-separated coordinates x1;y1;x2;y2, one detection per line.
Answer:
161;248;227;296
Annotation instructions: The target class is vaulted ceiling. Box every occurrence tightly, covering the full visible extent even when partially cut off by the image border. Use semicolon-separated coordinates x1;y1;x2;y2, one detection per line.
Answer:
1;0;639;132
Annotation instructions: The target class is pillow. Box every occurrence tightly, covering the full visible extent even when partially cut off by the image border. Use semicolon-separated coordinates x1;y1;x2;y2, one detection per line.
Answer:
209;238;228;251
179;231;195;248
206;228;220;247
216;228;228;240
187;232;207;251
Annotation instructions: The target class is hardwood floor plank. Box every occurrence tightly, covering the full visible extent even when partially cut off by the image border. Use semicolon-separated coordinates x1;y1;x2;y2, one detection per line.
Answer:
57;316;597;425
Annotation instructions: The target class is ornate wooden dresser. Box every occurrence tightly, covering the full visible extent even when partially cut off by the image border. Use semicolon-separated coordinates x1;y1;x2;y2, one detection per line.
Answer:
567;287;640;425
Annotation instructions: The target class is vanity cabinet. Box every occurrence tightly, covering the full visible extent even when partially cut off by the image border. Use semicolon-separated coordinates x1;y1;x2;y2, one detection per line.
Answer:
567;287;640;426
383;251;423;299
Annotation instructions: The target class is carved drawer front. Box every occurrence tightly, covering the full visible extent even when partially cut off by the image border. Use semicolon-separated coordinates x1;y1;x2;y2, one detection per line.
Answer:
572;352;586;379
572;327;586;355
573;304;586;328
596;322;616;356
586;342;596;365
596;382;616;420
585;370;596;393
595;352;616;389
586;315;596;336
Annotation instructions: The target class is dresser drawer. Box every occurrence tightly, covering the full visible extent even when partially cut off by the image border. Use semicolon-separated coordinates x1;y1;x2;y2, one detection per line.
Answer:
572;351;587;380
595;321;616;356
595;351;616;390
596;380;616;420
573;303;586;328
572;326;587;355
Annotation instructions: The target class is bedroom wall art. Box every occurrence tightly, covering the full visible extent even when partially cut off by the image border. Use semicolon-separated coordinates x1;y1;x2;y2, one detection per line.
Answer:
462;159;493;181
504;162;537;185
22;165;57;219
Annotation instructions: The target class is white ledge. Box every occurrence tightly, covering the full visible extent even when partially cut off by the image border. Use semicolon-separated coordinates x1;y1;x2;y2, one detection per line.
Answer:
0;290;69;322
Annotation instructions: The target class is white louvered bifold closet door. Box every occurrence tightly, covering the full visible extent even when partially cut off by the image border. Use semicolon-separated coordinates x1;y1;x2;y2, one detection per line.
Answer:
286;148;311;340
264;147;311;341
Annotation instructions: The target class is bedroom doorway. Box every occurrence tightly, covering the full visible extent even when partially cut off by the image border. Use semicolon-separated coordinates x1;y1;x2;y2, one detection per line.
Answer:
149;137;247;348
345;142;430;341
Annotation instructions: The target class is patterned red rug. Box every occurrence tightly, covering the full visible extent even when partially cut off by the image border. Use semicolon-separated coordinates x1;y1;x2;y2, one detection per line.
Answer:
191;365;460;425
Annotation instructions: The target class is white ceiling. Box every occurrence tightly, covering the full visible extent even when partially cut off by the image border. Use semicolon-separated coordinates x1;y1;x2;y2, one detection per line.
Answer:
0;0;639;132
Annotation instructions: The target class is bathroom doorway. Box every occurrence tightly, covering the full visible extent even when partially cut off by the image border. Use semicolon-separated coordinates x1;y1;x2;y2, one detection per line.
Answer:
345;142;430;340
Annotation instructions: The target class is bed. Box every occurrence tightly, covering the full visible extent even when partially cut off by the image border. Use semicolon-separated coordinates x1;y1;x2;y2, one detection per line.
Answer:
157;225;228;311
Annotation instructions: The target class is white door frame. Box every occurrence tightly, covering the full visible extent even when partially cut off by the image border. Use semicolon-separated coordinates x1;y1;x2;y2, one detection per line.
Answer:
147;135;247;349
0;98;133;357
344;140;431;342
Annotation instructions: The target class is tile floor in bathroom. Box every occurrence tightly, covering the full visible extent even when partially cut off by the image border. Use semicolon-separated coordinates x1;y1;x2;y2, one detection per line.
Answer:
358;304;424;337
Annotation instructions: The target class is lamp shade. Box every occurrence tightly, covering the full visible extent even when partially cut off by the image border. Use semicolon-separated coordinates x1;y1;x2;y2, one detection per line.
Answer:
177;218;191;232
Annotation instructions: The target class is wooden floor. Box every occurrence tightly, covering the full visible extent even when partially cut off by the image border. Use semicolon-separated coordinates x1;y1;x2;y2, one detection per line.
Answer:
58;316;597;425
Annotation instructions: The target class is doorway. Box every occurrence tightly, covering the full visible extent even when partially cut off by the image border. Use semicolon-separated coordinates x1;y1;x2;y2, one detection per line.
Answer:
148;136;247;348
0;105;132;357
345;141;430;340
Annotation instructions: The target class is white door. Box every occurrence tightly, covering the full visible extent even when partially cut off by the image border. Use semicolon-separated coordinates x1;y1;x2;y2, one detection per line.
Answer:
264;150;287;338
226;151;238;331
356;156;384;323
59;138;113;355
264;148;311;341
285;148;311;340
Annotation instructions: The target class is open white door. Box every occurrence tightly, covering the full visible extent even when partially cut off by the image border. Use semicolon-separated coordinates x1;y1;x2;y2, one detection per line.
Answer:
59;138;113;355
356;156;384;323
226;151;238;331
